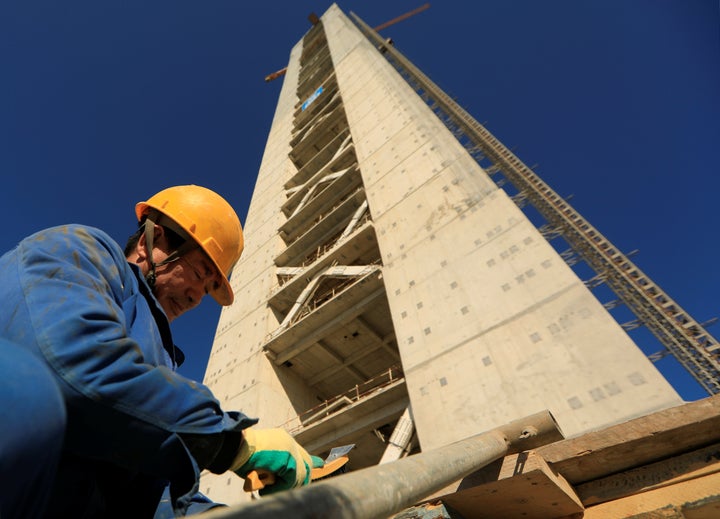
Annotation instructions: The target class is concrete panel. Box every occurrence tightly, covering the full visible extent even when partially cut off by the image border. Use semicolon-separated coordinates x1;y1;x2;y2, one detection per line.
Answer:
403;283;681;446
324;6;681;450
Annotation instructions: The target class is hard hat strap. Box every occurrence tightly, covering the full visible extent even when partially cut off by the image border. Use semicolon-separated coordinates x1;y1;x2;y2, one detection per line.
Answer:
142;214;199;289
143;218;159;289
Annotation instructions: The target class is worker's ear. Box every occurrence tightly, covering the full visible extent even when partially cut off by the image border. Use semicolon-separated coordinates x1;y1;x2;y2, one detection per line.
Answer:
136;224;165;260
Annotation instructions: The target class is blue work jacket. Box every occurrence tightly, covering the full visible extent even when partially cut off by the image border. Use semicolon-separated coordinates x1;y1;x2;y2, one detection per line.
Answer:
0;225;255;517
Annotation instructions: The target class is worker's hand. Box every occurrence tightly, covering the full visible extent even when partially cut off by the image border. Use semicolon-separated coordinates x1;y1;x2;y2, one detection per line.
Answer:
232;428;324;494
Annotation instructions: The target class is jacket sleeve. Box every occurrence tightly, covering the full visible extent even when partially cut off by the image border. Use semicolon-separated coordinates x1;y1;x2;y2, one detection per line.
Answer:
13;225;255;478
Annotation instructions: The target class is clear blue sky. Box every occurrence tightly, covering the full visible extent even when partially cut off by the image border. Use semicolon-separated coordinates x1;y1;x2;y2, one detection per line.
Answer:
1;1;718;402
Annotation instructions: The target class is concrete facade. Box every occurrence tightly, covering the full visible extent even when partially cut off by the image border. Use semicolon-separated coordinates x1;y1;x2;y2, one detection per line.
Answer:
200;4;681;505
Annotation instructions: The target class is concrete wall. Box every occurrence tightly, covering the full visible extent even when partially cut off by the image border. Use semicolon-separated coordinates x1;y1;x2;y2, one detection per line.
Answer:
322;4;681;449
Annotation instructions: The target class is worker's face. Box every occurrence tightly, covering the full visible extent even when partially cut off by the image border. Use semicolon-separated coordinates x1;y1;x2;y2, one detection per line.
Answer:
152;247;223;322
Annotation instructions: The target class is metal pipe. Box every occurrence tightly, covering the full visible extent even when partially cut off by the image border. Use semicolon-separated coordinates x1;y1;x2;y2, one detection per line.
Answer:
203;410;562;519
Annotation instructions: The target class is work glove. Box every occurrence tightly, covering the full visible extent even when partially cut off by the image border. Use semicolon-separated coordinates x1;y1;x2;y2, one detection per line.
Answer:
232;428;324;495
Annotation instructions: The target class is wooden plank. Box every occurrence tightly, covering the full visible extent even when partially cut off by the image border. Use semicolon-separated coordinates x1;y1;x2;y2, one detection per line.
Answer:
580;470;720;519
435;451;584;519
537;395;720;484
420;397;720;517
577;443;720;506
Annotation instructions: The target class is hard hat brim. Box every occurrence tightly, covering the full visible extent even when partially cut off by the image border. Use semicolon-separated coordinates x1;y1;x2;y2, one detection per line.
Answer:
211;279;234;306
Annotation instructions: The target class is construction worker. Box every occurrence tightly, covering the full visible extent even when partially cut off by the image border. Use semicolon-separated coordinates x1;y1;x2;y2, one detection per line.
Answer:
0;185;320;518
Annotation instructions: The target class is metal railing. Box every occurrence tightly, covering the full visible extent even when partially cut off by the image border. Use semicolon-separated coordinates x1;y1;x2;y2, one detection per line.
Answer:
282;366;404;434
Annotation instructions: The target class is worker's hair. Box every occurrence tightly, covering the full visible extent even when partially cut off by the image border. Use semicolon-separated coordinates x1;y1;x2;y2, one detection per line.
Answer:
123;218;186;258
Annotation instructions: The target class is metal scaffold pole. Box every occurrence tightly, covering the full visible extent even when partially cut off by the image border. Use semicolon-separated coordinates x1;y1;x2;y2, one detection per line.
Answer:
201;411;563;519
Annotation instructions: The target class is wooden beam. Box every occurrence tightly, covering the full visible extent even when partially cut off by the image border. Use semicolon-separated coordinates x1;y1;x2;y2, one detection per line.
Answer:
423;396;720;517
577;442;720;507
580;471;720;519
437;451;583;519
537;395;720;485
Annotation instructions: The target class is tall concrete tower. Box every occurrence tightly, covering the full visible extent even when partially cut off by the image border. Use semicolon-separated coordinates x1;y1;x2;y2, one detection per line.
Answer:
200;4;685;503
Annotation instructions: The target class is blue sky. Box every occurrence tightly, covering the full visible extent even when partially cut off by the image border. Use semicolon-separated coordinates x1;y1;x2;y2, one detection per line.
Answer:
1;1;718;401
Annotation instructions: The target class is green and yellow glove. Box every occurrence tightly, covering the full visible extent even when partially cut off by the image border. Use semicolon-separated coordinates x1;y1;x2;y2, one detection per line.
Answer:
232;428;324;495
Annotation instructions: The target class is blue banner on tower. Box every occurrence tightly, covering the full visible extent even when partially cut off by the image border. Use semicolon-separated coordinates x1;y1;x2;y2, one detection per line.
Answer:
301;86;324;111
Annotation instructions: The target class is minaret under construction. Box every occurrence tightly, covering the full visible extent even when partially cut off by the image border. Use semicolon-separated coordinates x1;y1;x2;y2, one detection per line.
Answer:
198;4;709;504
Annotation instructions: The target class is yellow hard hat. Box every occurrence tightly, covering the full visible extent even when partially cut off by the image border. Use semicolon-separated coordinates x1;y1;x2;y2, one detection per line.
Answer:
135;185;243;306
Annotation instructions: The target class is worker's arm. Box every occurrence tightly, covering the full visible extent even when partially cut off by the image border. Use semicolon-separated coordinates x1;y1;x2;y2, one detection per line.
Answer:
0;225;255;505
